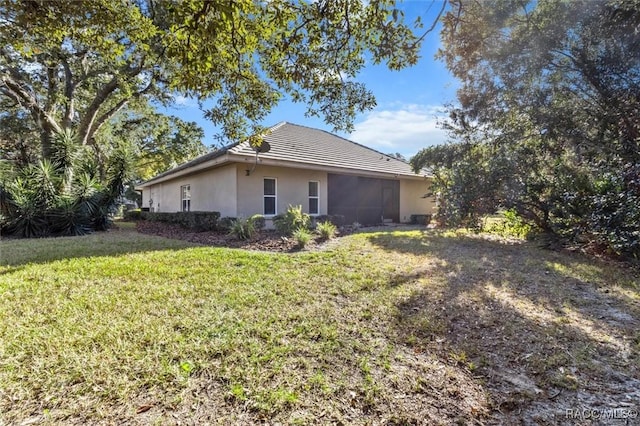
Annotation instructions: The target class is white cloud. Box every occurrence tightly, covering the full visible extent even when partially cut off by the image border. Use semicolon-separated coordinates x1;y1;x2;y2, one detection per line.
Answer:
173;94;196;107
349;104;449;158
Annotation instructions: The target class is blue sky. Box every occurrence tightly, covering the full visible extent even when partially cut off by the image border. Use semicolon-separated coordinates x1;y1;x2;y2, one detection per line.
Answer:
167;1;457;159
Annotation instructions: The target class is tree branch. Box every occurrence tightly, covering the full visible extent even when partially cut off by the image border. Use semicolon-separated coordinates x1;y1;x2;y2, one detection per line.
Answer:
0;74;62;134
45;62;58;115
61;56;76;129
77;61;144;145
87;78;155;142
412;0;447;47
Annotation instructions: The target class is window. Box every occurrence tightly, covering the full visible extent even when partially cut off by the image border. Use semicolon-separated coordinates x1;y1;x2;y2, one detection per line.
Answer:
264;178;276;215
181;185;191;212
308;181;319;215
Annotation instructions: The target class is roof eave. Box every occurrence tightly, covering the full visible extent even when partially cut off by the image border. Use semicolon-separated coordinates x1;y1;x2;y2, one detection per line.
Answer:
135;153;232;189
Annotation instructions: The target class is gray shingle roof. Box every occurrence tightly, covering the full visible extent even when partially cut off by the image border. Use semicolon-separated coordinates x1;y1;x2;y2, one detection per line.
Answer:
229;122;426;177
140;122;427;186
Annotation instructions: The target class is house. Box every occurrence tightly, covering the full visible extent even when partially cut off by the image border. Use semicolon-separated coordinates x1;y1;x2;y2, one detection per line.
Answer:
136;122;435;226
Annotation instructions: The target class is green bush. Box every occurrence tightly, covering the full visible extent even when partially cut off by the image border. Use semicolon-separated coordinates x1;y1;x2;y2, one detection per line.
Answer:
292;227;313;248
123;209;142;221
143;212;173;223
273;205;310;236
189;211;220;231
49;195;92;236
217;216;237;233
484;209;534;239
410;214;432;226
313;214;345;228
142;211;220;231
316;220;337;240
229;217;257;240
249;214;265;230
0;131;132;238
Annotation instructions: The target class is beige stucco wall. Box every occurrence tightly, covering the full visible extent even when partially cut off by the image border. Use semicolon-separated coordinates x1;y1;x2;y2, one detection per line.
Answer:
399;179;436;223
141;187;151;210
140;162;436;224
236;164;328;218
142;164;238;217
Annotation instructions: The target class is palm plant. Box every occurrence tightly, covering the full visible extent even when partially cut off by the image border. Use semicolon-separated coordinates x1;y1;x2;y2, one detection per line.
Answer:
2;130;133;238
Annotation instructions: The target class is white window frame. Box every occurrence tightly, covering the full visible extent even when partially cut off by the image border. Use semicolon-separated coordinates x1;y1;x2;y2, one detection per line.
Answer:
308;181;319;216
181;184;191;212
263;177;277;216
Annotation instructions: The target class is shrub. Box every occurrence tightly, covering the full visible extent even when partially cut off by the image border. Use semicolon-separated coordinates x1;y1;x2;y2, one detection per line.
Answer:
0;213;8;235
273;205;310;236
188;211;220;231
329;215;346;227
316;220;337;240
217;216;237;233
484;208;534;239
249;214;265;230
91;207;113;231
229;217;256;240
292;227;313;248
313;214;345;228
50;196;91;236
123;209;143;221
141;211;220;231
144;212;172;222
0;130;131;238
410;214;432;226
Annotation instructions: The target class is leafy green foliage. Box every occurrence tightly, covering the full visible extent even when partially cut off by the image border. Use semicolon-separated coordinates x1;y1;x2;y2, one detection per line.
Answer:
229;217;257;241
483;209;534;240
0;105;39;169
49;196;92;236
104;110;209;181
409;214;432;226
412;143;503;229
123;209;143;221
273;205;310;236
217;217;237;233
1;0;431;240
415;0;640;259
292;227;313;248
314;214;346;227
316;221;337;240
249;214;266;231
0;131;130;237
1;0;425;161
142;211;220;232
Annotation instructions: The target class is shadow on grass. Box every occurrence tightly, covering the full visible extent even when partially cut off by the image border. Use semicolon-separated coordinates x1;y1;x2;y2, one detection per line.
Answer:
366;230;640;422
0;226;200;268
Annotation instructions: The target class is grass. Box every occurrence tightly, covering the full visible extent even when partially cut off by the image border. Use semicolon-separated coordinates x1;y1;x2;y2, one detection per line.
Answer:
1;226;639;424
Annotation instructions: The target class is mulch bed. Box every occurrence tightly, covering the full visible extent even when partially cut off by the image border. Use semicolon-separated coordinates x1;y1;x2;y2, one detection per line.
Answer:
133;220;328;252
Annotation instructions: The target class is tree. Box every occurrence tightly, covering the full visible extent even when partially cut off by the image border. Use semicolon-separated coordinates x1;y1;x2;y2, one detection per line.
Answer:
97;108;209;181
1;0;430;159
0;102;39;169
413;0;640;259
1;0;438;237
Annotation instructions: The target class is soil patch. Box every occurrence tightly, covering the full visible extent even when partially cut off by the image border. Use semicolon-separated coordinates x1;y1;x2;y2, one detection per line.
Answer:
133;220;335;252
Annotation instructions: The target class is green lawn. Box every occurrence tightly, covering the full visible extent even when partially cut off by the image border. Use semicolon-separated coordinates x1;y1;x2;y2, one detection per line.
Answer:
1;227;639;424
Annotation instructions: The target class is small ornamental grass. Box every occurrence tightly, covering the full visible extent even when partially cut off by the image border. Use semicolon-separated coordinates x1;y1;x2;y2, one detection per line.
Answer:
274;205;310;236
229;215;265;240
316;220;337;240
292;227;313;248
229;217;256;240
